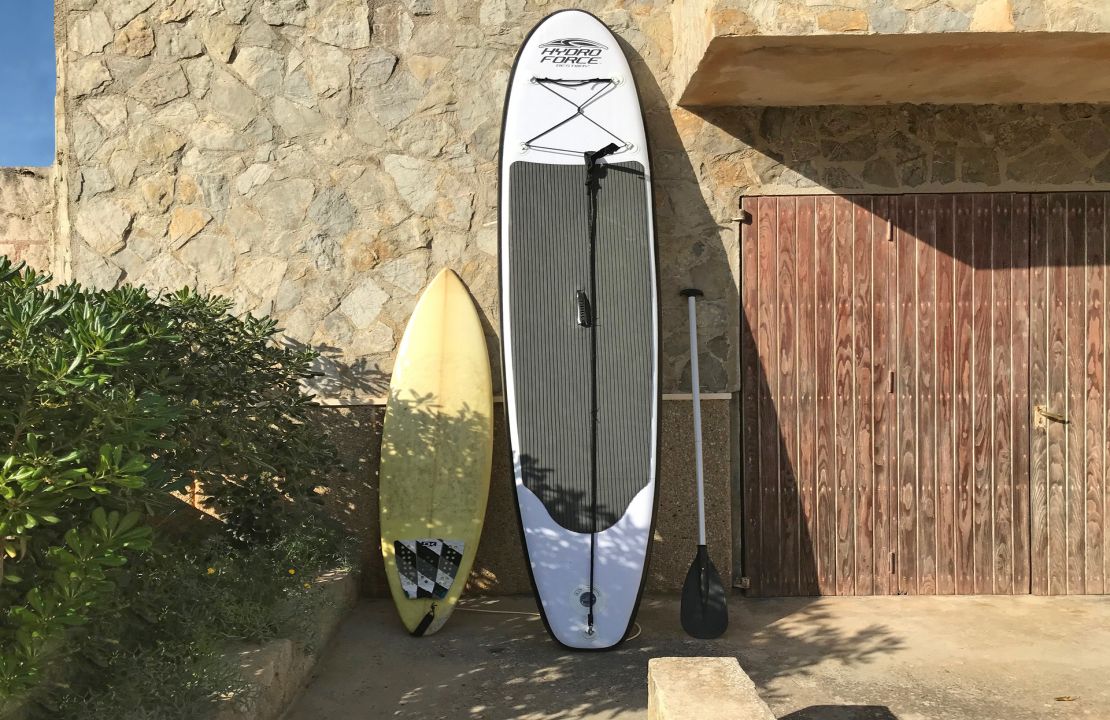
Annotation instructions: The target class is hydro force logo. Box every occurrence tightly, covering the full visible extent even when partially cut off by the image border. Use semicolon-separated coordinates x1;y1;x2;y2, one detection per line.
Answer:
539;38;607;66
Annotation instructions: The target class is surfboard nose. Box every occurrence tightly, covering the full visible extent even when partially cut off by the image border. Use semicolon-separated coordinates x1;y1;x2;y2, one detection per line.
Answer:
429;267;462;291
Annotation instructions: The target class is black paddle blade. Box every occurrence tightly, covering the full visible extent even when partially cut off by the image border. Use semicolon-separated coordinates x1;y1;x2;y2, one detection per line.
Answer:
680;545;728;639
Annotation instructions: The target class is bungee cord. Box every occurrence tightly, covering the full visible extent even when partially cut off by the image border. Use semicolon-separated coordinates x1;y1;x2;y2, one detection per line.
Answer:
522;77;631;157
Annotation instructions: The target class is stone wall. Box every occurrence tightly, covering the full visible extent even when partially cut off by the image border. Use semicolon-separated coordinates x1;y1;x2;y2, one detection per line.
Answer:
692;103;1110;202
0;168;54;271
56;0;738;398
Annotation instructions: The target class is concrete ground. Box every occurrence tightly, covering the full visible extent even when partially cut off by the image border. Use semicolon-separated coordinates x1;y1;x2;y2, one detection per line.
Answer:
286;594;1110;720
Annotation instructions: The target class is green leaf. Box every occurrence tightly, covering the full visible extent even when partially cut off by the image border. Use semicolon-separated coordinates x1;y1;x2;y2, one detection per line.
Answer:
91;506;108;533
116;510;141;535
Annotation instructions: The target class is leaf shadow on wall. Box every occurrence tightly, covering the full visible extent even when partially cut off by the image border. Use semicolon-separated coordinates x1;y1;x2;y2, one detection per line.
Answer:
284;336;392;400
283;336;390;591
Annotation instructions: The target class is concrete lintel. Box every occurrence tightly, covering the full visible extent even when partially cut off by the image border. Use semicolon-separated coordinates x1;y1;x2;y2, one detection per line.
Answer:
676;31;1110;107
647;657;775;720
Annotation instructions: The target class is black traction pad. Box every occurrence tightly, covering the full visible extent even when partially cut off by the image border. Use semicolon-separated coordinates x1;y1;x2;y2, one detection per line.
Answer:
394;539;464;599
506;160;655;534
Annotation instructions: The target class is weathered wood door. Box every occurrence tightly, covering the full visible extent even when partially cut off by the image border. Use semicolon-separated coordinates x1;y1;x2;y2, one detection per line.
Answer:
1028;194;1108;595
739;193;1109;596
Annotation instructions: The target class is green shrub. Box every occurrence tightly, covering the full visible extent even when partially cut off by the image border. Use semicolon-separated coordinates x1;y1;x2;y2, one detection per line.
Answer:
0;258;349;708
0;264;169;696
44;529;351;720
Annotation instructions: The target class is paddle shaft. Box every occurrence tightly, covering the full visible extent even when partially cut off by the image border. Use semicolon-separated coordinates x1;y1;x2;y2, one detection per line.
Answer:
685;293;707;546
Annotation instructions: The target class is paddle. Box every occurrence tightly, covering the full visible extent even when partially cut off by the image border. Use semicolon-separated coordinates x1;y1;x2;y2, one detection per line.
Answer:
679;288;729;639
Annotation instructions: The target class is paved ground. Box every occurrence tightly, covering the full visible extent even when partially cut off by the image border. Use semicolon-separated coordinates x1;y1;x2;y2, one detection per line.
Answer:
285;594;1110;720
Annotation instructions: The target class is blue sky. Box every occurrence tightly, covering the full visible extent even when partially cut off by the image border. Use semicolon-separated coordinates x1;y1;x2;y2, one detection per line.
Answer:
0;3;56;167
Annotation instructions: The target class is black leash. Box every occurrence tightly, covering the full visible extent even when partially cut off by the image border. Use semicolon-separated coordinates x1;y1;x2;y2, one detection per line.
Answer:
583;141;619;635
412;602;436;637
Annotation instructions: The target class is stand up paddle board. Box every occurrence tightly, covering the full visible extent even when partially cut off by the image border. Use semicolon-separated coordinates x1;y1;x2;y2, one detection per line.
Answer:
380;269;493;636
499;10;659;650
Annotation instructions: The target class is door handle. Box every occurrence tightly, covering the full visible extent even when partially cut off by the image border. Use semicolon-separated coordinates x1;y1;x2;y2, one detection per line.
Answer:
1034;404;1069;428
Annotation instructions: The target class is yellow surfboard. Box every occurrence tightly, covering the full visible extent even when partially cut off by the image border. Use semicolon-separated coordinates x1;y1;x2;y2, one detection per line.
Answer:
379;268;493;636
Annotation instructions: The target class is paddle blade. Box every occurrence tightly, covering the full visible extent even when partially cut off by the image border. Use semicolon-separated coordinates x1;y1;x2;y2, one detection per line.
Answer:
680;545;728;639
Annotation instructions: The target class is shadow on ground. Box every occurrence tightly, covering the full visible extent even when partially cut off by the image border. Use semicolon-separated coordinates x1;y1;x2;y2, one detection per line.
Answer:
287;594;1110;720
284;595;903;720
781;707;898;720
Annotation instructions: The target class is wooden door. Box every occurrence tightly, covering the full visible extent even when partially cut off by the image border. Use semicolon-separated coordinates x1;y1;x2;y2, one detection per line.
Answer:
740;195;898;597
740;192;1109;597
1028;194;1109;595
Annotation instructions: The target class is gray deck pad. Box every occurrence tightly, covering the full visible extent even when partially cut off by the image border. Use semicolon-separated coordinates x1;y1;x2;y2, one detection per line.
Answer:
507;159;655;534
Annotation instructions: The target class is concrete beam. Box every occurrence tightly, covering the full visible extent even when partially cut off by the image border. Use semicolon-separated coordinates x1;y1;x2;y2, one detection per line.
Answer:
671;0;1110;107
647;657;775;720
677;31;1110;107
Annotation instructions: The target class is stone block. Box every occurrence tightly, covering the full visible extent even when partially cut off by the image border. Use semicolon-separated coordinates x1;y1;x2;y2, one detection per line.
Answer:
74;198;133;255
71;59;114;97
647;658;775;720
128;64;190;106
71;10;114;55
104;0;156;29
817;8;869;32
112;17;155;58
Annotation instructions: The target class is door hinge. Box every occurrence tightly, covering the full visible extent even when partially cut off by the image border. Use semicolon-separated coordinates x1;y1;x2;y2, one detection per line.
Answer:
734;576;751;589
889;371;895;394
887;221;894;242
890;552;896;574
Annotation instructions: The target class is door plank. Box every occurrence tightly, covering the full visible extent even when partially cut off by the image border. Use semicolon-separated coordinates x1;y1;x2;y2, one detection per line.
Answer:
992;195;1015;594
1106;191;1110;596
1029;194;1051;595
897;195;919;594
755;196;781;597
834;196;858;595
1011;195;1032;594
972;194;995;594
740;197;762;595
935;195;958;594
917;195;939;595
778;197;801;596
796;197;820;596
1046;194;1069;595
815;196;837;595
954;195;976;594
854;197;876;595
1066;196;1087;595
1084;193;1105;595
1105;190;1110;596
872;197;896;596
1104;191;1110;596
